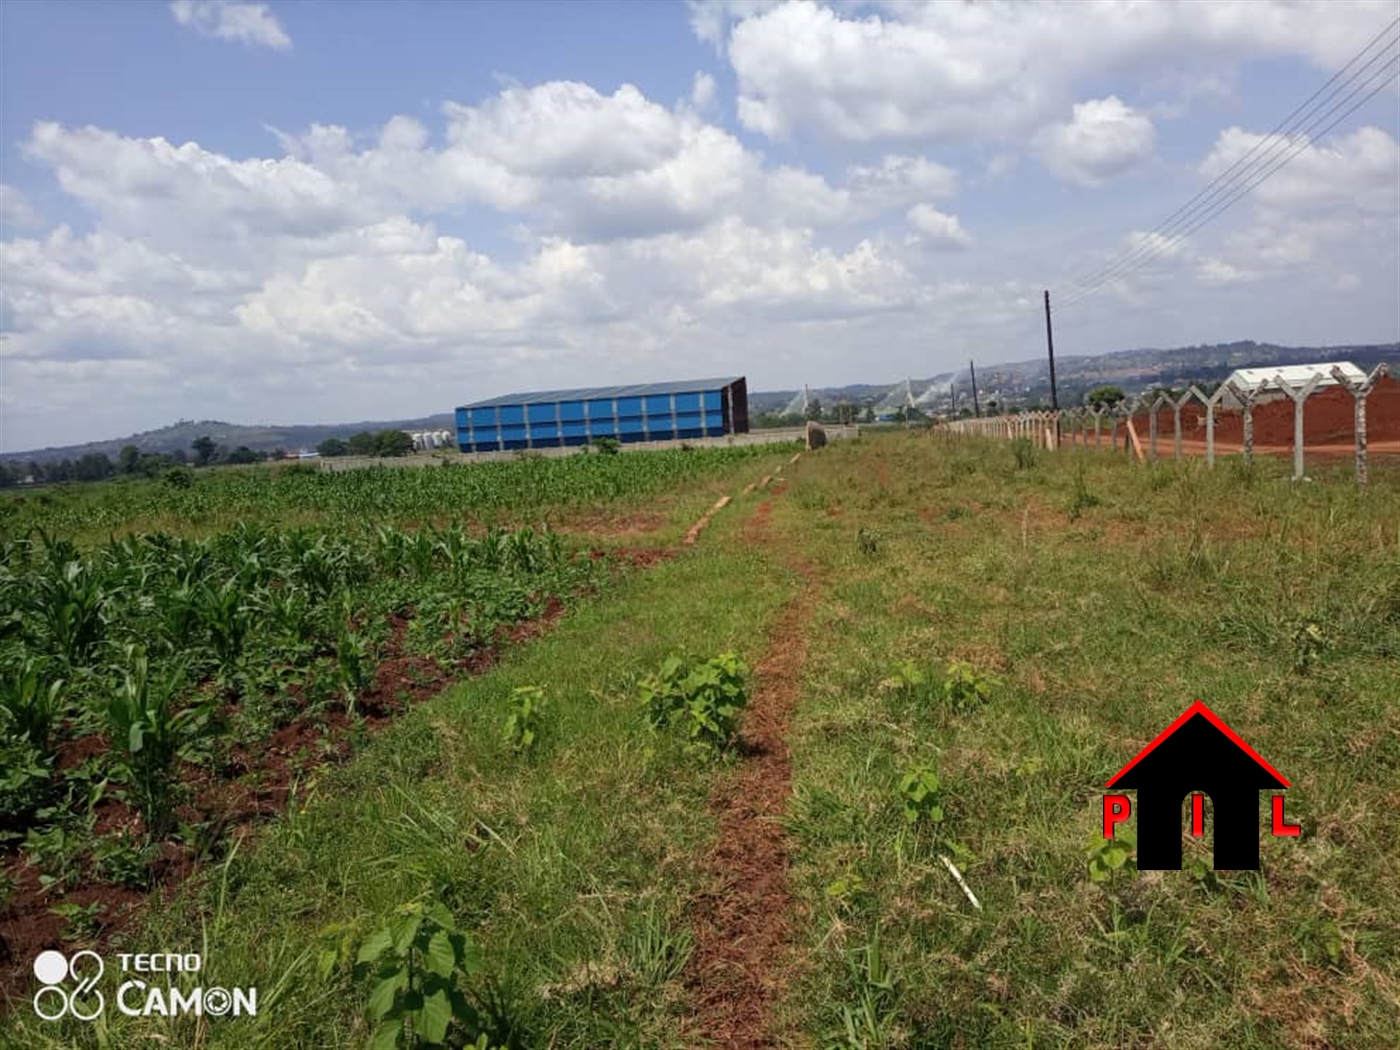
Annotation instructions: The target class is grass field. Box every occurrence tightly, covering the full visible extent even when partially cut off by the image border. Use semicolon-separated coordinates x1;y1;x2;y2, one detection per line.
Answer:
2;432;1397;1048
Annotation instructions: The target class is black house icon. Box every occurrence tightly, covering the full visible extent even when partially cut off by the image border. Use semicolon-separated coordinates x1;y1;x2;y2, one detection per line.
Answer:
1106;701;1289;870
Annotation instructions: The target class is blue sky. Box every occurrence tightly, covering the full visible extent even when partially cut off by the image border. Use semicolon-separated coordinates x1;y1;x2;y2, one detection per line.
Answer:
1;0;1397;451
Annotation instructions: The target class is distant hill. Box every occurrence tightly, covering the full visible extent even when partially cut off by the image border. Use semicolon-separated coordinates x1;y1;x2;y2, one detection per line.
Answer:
0;414;455;465
4;340;1395;462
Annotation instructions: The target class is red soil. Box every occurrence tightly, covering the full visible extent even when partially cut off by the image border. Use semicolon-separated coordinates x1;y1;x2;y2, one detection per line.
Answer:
1135;375;1400;450
688;480;818;1048
0;585;589;1011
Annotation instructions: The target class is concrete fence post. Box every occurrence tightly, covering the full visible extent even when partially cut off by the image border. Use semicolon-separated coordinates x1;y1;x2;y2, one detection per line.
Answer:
1273;372;1322;481
1332;363;1389;486
1202;384;1231;468
1149;395;1169;463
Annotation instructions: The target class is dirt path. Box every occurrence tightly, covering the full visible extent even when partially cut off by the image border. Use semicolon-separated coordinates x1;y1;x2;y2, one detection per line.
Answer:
686;491;818;1048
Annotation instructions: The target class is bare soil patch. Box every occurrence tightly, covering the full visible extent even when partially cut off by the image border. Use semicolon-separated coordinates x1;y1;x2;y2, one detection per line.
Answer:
687;487;819;1048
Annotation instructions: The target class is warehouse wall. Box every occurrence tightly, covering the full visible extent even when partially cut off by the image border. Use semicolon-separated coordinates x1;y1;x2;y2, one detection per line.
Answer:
455;383;744;453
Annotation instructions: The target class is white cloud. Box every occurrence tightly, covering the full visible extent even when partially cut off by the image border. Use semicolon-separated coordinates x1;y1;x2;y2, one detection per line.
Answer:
1034;96;1156;186
1196;257;1261;285
714;0;1393;142
689;71;718;114
170;0;291;51
0;184;43;231
847;155;958;212
905;204;972;249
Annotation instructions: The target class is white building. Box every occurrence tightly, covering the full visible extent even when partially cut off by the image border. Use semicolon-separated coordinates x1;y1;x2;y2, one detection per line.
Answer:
1222;362;1366;405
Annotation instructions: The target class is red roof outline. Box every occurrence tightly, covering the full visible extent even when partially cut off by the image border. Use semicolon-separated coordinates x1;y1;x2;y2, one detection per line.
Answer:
1105;701;1290;788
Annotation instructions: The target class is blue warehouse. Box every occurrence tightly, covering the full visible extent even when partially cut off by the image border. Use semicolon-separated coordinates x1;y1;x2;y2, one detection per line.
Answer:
455;377;749;453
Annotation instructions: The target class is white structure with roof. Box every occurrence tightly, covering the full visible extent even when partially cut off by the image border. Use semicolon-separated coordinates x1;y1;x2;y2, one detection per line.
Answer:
1221;361;1366;406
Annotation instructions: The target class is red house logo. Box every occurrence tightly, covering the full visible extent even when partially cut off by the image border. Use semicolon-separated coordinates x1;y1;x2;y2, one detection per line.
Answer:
1103;701;1300;870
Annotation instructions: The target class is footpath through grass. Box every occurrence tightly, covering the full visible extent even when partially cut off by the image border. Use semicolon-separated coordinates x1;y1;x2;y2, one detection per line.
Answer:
773;433;1400;1049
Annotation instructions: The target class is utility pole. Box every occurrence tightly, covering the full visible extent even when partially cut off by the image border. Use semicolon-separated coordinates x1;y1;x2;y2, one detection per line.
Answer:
1043;289;1059;410
950;379;957;418
969;359;981;418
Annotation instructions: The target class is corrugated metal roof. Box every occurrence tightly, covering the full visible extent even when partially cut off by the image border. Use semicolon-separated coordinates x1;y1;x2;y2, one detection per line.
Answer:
1226;362;1365;392
458;377;743;410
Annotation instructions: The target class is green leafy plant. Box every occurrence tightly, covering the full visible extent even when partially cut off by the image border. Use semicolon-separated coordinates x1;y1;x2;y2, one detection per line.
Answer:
337;593;375;716
829;932;901;1049
941;659;994;713
346;901;484;1049
641;652;749;754
103;645;213;839
502;685;545;752
1087;826;1139;886
898;764;945;827
0;658;65;749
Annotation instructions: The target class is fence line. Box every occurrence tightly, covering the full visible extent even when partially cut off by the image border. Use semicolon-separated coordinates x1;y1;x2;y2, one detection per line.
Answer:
941;364;1391;485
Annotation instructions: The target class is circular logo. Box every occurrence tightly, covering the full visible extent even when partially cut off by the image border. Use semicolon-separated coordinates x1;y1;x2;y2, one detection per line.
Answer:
202;987;233;1017
31;949;105;1021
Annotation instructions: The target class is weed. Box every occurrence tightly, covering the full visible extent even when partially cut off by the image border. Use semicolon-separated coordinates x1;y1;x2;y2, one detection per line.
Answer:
828;932;901;1049
641;652;749;755
856;528;880;556
1290;619;1331;675
1087;827;1138;888
334;900;485;1049
941;659;994;714
1011;438;1037;470
1067;463;1102;521
502;686;545;753
0;658;66;749
898;764;945;828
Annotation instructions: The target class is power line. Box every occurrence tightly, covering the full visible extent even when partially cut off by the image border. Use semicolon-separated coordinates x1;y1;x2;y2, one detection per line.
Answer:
1058;21;1400;309
1064;17;1399;298
1060;52;1399;309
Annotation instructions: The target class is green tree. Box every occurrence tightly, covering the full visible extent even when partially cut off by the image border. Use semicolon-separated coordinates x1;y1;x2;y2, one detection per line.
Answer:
1085;385;1127;409
346;431;378;457
316;438;349;458
222;446;261;465
74;452;115;481
374;430;414;457
191;435;217;467
805;396;823;422
118;444;141;475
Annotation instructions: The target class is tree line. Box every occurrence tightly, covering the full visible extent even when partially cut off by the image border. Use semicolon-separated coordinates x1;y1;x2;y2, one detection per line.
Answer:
0;435;271;488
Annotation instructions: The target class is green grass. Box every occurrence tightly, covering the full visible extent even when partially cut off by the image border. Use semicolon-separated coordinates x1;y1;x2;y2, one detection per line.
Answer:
775;434;1400;1049
5;433;1397;1048
3;484;801;1048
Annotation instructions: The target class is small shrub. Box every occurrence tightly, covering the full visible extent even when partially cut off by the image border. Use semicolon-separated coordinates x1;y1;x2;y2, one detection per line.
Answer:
898;764;945;827
502;685;545;752
941;660;994;713
591;437;620;455
641;653;749;754
1011;438;1037;470
330;901;486;1050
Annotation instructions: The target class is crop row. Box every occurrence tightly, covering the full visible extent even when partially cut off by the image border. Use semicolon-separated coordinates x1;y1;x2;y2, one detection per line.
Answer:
0;520;600;903
0;444;788;537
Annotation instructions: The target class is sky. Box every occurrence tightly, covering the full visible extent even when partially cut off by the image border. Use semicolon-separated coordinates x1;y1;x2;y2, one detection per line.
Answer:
1;0;1397;451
